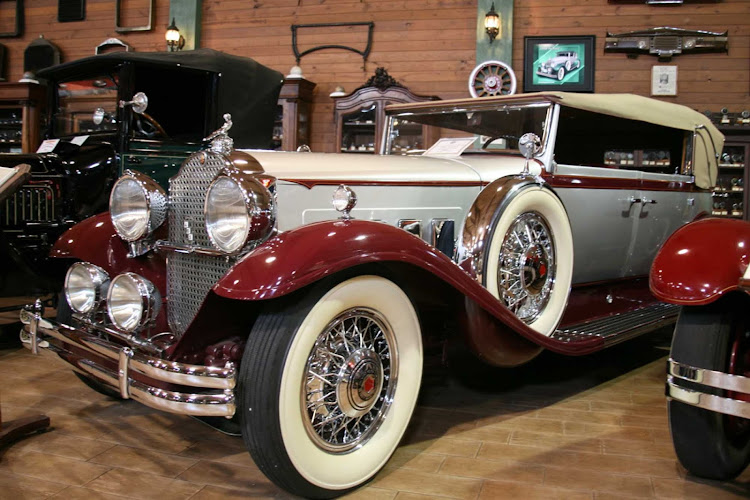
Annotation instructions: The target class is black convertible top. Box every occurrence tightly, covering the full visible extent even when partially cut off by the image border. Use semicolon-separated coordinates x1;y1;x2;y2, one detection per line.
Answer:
37;49;284;148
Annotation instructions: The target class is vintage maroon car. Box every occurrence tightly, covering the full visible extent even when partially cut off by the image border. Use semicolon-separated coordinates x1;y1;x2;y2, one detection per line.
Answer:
651;217;750;480
21;92;723;497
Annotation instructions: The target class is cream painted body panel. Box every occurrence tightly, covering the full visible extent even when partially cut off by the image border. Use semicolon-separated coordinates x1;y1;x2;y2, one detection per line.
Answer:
244;150;537;184
245;150;538;241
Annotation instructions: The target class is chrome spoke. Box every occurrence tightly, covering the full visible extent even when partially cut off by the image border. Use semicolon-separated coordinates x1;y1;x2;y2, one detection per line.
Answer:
303;308;397;453
497;212;556;323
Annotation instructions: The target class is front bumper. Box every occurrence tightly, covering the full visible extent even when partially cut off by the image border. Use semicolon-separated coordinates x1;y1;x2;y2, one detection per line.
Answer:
20;304;236;418
667;358;750;419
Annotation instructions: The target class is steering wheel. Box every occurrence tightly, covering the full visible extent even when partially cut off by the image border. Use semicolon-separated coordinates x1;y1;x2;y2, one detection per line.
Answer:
134;112;167;138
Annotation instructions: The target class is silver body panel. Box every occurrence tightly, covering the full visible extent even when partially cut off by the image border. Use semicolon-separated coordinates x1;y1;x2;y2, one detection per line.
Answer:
246;149;709;285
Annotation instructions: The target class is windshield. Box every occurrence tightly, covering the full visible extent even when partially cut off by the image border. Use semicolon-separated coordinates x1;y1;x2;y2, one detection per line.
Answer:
384;103;551;155
53;75;119;137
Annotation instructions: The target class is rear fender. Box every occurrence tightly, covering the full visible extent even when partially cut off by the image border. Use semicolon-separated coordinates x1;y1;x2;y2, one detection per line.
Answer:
650;218;750;305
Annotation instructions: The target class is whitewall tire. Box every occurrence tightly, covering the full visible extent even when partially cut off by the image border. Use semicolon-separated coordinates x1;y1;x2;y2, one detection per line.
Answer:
239;275;423;498
484;186;573;337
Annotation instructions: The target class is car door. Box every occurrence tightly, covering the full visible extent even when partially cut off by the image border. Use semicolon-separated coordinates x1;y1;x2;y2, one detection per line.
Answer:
625;171;707;276
547;164;641;284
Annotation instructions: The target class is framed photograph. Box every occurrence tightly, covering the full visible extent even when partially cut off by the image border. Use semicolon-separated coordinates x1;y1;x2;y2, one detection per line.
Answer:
523;35;595;93
651;65;677;96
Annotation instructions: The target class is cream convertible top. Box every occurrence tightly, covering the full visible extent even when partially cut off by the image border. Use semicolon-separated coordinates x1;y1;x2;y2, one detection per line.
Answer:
386;92;724;190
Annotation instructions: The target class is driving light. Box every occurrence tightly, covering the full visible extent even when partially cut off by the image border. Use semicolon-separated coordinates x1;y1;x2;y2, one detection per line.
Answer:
332;185;357;219
65;262;110;314
107;273;160;332
110;170;166;242
205;172;275;254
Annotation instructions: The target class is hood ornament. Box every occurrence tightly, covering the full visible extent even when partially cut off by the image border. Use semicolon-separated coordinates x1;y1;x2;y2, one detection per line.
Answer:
204;113;234;155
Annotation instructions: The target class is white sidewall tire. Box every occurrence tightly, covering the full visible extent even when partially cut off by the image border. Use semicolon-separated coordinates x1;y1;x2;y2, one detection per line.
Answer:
279;275;423;490
485;187;573;336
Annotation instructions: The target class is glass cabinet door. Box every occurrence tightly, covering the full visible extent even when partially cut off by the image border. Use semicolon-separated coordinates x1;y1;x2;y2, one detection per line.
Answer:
341;103;376;153
713;143;746;218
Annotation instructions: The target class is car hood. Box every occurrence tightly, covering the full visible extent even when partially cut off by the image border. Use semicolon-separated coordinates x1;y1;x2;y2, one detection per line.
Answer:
244;150;534;185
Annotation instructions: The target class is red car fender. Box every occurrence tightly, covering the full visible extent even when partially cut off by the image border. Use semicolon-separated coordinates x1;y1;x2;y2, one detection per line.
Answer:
650;217;750;305
50;212;166;293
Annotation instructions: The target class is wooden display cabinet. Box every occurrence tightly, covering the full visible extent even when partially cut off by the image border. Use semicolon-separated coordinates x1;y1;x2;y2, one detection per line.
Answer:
274;78;315;151
333;70;437;154
0;82;46;154
712;122;750;220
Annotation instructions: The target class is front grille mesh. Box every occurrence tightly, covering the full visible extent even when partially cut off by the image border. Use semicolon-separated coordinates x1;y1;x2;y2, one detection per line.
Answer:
167;152;234;335
2;183;56;226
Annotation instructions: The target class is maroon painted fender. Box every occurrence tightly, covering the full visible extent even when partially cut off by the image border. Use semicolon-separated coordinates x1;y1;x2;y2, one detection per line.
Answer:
650;217;750;305
50;213;167;295
214;219;604;355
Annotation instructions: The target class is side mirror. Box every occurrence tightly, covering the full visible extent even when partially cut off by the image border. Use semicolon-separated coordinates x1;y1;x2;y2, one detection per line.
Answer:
518;132;542;160
119;91;148;115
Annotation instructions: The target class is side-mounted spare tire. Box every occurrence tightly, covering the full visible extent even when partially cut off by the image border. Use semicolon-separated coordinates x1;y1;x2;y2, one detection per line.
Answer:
484;185;574;337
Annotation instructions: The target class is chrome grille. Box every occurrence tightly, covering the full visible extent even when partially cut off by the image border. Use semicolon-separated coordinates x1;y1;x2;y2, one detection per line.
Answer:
167;152;233;335
2;183;56;226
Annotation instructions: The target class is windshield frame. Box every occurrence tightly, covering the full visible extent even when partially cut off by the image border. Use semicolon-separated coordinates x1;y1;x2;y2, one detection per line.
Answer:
382;101;553;156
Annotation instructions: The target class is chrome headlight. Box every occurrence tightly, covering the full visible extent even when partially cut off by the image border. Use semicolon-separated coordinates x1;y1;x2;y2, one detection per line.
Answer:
110;170;167;242
204;171;275;254
107;273;160;332
65;263;110;314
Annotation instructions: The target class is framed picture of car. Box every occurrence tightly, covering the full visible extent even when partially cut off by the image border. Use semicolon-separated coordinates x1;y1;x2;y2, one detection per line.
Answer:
523;35;595;92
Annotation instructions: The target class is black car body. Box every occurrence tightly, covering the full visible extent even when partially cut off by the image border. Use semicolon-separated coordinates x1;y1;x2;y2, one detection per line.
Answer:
0;49;283;296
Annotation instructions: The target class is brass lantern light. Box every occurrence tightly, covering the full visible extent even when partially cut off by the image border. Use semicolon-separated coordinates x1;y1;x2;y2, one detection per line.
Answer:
484;3;500;43
165;18;185;52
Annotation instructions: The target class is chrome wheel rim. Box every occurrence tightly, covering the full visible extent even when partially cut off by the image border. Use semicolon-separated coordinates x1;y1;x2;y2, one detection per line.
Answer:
302;308;397;453
498;212;555;323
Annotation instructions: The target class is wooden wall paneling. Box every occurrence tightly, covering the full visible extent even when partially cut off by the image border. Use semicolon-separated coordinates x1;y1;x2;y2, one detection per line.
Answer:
0;0;746;154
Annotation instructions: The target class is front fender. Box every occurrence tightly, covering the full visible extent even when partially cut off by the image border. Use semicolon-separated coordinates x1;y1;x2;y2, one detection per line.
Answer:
50;212;166;293
214;219;458;300
213;219;595;356
650;217;750;305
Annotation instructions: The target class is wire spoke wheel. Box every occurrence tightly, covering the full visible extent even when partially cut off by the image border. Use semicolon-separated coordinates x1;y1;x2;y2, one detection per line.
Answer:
303;308;397;452
498;212;555;323
469;60;517;98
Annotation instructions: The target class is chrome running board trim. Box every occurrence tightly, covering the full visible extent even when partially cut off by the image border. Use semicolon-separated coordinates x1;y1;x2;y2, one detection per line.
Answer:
552;302;680;345
667;376;750;419
669;358;750;394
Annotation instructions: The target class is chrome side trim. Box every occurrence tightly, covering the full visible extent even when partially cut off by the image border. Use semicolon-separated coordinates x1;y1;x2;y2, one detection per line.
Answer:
20;312;236;418
552;303;680;345
669;358;750;394
667;376;750;419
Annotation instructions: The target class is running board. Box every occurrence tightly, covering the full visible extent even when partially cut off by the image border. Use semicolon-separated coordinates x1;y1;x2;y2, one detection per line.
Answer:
552;302;680;346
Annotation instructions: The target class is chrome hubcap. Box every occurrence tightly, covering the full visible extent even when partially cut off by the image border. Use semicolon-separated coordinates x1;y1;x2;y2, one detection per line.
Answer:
303;308;396;452
498;212;555;323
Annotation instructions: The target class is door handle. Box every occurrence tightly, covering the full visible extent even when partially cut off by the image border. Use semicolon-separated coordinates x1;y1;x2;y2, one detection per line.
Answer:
628;197;657;206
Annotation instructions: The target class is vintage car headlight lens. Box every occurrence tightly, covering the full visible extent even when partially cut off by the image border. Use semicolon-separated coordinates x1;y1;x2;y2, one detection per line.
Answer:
205;173;275;254
107;273;160;332
65;262;110;314
110;170;167;242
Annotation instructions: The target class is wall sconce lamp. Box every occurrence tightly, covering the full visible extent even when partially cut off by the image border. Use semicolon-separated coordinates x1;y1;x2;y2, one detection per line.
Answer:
165;18;184;52
484;3;500;43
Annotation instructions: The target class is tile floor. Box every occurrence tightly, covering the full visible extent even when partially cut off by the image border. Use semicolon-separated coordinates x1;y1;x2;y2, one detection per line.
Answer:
1;325;749;499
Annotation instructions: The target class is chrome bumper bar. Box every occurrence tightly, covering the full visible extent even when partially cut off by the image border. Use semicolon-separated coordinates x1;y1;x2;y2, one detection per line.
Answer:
666;359;750;419
20;304;236;418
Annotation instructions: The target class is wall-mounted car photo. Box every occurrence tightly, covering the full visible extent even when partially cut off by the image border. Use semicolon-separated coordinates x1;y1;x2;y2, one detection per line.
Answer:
20;90;724;498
